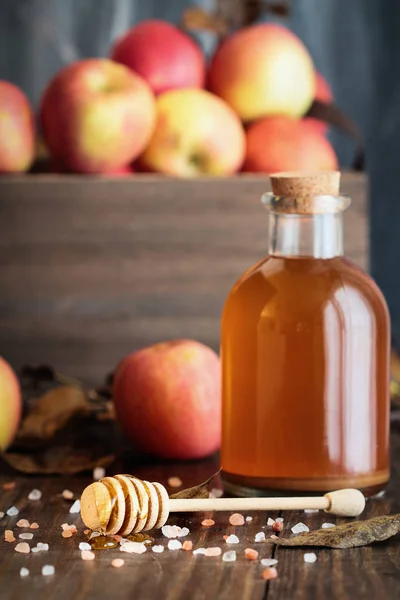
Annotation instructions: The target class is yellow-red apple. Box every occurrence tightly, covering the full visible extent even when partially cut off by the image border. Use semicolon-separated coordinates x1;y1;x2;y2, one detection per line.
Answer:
140;89;245;176
0;357;22;451
0;81;35;173
244;116;338;173
111;20;205;95
40;59;156;174
208;23;315;122
113;340;221;460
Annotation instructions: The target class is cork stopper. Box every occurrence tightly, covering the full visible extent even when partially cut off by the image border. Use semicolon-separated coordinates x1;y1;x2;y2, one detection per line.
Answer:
269;171;341;214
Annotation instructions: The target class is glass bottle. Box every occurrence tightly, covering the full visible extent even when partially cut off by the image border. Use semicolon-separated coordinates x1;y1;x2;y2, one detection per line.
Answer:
221;172;390;496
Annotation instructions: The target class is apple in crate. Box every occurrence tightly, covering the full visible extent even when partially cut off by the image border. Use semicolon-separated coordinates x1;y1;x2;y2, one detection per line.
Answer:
113;340;221;460
111;20;205;95
140;89;245;176
208;23;315;122
244;116;338;173
40;59;156;174
0;81;35;173
0;357;22;451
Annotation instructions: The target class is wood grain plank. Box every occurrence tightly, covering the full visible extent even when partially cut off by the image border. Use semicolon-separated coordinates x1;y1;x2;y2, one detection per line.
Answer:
0;173;367;382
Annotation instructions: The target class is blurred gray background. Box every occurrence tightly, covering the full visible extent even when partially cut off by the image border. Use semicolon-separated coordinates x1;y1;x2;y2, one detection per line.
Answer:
1;0;399;346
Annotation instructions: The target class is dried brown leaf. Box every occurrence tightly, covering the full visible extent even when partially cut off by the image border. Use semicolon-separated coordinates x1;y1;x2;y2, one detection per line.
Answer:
170;470;221;500
17;386;90;442
272;514;400;549
3;448;115;475
181;7;229;36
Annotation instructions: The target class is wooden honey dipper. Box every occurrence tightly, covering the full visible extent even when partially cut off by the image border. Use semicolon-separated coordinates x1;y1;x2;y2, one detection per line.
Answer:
80;475;366;536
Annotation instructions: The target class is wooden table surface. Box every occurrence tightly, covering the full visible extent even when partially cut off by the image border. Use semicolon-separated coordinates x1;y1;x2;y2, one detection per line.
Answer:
1;426;399;600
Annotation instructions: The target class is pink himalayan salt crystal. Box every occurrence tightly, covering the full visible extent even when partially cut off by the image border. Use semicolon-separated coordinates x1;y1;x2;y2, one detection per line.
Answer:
111;558;125;568
204;547;222;557
209;488;223;499
182;541;193;551
120;541;146;554
229;513;245;526
244;548;259;561
81;550;95;561
168;476;182;488
201;519;215;527
168;540;182;550
15;542;30;554
62;530;73;538
112;535;123;543
16;519;30;528
272;522;283;533
62;489;74;500
84;529;90;535
225;534;239;544
5;530;16;543
262;567;278;581
3;481;16;490
30;522;39;530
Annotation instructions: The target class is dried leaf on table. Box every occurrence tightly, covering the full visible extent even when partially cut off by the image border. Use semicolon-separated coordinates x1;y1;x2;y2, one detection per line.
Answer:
17;385;90;442
170;470;221;500
3;448;115;475
272;514;400;549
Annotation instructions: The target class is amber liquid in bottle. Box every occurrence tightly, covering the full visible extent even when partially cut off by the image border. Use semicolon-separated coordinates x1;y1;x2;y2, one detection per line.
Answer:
221;179;390;496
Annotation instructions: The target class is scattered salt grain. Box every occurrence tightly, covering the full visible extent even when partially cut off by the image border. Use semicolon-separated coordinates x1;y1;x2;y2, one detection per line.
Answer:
17;519;30;528
20;568;29;578
30;523;39;530
69;499;80;514
19;533;33;540
81;550;95;561
255;532;266;542
0;512;4;519
111;558;124;568
244;548;259;561
37;543;49;552
225;534;239;544
209;488;223;499
28;489;42;501
7;506;19;517
5;530;16;543
262;567;278;580
201;519;215;527
105;542;115;547
304;552;317;563
193;548;206;555
177;527;190;538
152;545;164;553
182;541;193;551
272;522;283;533
168;540;182;550
229;513;245;526
204;547;222;557
162;525;181;538
42;565;55;576
304;509;319;514
267;518;275;526
291;522;309;534
15;542;30;554
261;558;278;567
93;467;105;481
167;476;182;488
120;541;146;554
62;489;74;500
245;516;253;522
3;481;16;490
84;529;90;535
222;550;237;562
275;517;284;523
322;523;336;529
79;542;91;551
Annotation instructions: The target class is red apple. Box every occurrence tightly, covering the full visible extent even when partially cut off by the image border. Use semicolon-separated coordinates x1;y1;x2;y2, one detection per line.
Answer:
111;20;205;95
0;357;22;451
140;89;245;176
244;116;338;173
113;340;221;460
208;23;315;122
40;59;156;174
0;81;35;173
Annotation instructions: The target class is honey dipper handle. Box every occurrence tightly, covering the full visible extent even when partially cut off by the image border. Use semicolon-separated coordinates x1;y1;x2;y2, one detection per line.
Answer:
169;489;365;517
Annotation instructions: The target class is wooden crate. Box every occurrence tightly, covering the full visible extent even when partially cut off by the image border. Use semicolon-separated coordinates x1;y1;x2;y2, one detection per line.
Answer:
0;173;367;383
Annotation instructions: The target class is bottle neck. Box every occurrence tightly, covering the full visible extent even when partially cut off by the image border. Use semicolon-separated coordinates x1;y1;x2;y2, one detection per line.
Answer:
268;213;344;258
